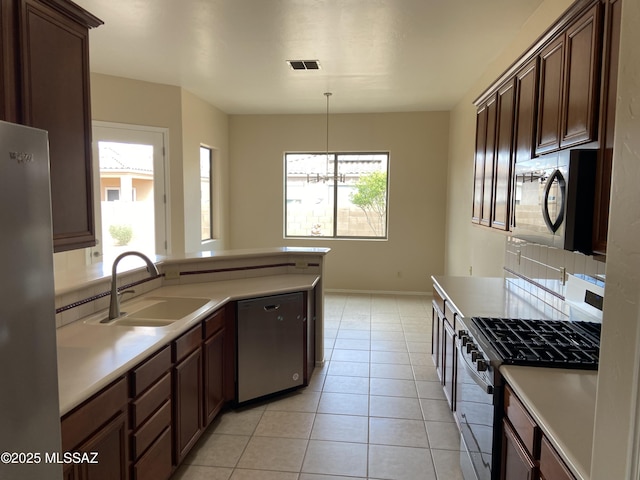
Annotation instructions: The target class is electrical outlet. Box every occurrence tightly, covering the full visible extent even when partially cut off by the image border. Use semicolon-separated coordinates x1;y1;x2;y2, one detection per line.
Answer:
295;260;308;269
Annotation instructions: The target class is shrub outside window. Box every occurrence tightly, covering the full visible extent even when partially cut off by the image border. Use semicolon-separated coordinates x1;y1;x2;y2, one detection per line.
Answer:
285;152;389;238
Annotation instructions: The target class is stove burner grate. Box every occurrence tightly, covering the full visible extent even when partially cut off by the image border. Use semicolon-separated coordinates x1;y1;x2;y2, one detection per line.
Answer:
471;317;601;369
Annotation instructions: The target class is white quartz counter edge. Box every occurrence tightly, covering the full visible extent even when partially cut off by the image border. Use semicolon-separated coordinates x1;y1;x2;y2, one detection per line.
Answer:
56;273;320;416
500;365;597;480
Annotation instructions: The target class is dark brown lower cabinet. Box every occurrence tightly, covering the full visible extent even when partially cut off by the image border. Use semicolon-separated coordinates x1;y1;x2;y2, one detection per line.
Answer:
132;426;172;480
173;327;203;465
61;377;129;480
442;319;456;409
502;419;537;480
502;384;577;480
129;345;172;480
61;296;309;479
203;312;225;426
540;436;575;480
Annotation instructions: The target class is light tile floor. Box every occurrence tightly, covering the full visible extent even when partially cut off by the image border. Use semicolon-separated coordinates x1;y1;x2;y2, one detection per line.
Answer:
171;293;463;480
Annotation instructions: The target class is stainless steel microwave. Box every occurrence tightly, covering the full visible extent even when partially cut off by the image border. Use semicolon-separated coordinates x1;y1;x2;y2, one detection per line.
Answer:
512;149;598;254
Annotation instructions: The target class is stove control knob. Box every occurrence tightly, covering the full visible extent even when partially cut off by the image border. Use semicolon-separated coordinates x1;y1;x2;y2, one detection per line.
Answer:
466;342;476;354
471;350;482;362
459;330;469;346
477;359;489;372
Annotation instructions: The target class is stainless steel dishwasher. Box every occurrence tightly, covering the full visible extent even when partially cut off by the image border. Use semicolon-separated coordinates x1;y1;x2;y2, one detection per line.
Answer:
237;292;304;403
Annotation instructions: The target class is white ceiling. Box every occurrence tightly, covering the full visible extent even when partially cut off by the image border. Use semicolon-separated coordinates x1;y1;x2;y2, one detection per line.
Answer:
75;0;543;114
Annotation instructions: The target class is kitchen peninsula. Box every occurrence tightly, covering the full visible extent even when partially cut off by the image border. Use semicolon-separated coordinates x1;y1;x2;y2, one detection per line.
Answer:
54;247;328;480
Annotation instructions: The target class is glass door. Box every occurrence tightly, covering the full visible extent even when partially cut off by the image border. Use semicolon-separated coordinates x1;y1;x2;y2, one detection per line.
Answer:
90;122;168;264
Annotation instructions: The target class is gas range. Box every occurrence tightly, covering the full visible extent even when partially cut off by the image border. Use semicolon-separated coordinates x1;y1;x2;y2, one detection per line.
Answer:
470;317;601;370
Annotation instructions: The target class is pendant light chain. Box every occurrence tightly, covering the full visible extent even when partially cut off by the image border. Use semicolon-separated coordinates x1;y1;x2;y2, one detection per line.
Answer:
324;92;332;180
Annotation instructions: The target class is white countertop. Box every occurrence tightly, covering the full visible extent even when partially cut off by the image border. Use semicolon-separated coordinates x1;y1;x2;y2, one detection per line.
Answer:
431;276;565;320
57;273;320;416
431;275;597;480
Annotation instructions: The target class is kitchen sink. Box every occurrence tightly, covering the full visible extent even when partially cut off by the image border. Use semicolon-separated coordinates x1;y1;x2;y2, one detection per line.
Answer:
88;296;212;327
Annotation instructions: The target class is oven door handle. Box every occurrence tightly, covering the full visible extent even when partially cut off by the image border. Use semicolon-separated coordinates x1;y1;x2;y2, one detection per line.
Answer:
457;339;494;395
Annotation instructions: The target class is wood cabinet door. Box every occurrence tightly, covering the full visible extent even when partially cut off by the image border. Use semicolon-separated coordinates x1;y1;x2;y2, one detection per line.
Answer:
514;58;538;165
536;35;565;155
472;104;488;224
442;319;456;410
173;347;203;464
203;328;225;426
560;2;602;148
17;0;98;251
472;96;497;226
501;419;537;480
540;436;575;480
593;0;621;256
492;80;516;231
431;300;444;375
481;96;497;227
77;411;128;480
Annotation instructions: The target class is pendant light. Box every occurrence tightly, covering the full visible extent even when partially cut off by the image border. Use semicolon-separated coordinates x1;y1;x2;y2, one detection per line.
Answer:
324;92;332;180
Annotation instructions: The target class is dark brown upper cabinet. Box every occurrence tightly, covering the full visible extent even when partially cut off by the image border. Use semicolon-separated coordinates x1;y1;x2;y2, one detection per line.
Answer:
535;2;602;155
513;58;539;166
472;96;497;226
492;80;516;231
472;0;618;256
1;0;102;252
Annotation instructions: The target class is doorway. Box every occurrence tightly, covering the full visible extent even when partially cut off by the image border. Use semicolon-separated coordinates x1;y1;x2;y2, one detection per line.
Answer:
90;122;169;264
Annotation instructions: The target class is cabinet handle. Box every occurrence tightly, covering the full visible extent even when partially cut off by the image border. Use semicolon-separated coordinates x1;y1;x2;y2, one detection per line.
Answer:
542;168;566;233
263;304;280;312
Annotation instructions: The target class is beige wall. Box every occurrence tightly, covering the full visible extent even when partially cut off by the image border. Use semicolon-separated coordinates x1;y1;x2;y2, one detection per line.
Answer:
90;74;230;255
229;112;449;292
444;0;574;277
180;89;230;253
591;1;640;476
90;73;186;254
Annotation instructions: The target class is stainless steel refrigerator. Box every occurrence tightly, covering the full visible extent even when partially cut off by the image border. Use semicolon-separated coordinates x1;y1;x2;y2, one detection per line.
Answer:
0;120;62;479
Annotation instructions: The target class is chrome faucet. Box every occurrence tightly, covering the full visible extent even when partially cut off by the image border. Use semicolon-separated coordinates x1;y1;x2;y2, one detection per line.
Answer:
108;251;160;320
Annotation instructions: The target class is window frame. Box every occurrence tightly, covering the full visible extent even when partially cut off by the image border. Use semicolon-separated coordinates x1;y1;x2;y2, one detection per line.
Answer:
200;145;214;242
284;151;390;240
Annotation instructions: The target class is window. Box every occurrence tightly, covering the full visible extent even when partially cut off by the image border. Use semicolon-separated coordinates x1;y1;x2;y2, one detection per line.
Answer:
200;146;213;242
285;152;389;238
91;122;168;265
106;188;120;202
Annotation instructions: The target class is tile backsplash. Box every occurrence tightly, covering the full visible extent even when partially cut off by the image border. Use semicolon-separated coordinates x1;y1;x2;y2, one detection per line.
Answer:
504;236;606;315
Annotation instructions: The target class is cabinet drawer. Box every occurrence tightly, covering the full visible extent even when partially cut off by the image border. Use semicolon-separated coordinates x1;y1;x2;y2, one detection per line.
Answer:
204;308;225;339
444;303;456;329
61;376;128;452
131;372;171;428
540;436;575;480
174;325;202;363
130;345;171;396
133;425;172;480
504;385;540;458
131;399;172;460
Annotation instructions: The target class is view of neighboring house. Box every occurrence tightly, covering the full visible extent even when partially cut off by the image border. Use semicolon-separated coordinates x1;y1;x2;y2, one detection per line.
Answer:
98;142;155;258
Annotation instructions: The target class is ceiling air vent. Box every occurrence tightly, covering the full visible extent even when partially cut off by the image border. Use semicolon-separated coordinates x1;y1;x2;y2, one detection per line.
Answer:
287;60;321;71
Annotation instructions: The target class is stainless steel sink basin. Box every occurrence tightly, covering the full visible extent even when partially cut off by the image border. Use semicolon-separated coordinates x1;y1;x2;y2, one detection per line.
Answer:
89;296;211;327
